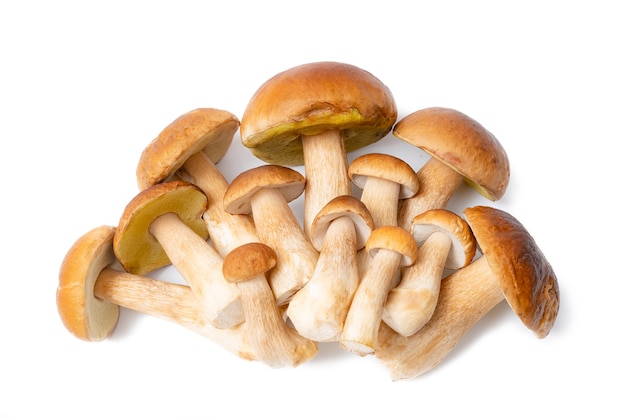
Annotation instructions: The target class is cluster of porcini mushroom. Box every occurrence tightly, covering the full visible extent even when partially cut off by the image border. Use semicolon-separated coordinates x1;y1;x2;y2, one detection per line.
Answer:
56;61;560;380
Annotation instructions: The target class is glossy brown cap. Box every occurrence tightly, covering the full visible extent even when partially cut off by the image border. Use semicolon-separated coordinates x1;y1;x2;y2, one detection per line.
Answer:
348;153;419;199
222;242;278;283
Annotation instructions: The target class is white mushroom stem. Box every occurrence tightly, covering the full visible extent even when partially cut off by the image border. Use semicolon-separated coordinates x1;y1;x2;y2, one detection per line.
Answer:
398;158;463;230
376;256;503;380
341;248;405;356
382;231;452;336
249;187;319;305
359;176;402;228
286;216;360;342
93;270;255;360
181;151;259;255
301;129;351;239
149;212;243;329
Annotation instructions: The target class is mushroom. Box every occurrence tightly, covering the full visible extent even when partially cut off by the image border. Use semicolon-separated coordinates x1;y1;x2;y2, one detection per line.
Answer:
286;195;375;342
239;61;397;238
340;226;418;356
376;206;560;380
222;242;318;368
382;209;476;337
393;107;510;230
136;108;259;257
56;225;255;360
113;180;243;329
223;164;319;305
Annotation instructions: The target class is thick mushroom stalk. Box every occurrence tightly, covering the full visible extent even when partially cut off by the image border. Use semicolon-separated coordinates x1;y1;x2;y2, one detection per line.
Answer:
382;209;476;336
113;181;243;329
286;196;374;342
223;164;319;305
393;107;510;230
57;225;254;360
376;206;560;380
340;226;418;356
239;61;397;239
223;242;318;368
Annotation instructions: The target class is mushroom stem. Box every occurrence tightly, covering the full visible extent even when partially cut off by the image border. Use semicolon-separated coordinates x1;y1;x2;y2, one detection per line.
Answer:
359;176;401;228
341;248;405;356
382;231;452;336
250;187;319;305
286;216;360;342
149;212;243;329
398;158;463;230
181;151;259;256
94;269;255;360
301;129;351;238
376;256;503;380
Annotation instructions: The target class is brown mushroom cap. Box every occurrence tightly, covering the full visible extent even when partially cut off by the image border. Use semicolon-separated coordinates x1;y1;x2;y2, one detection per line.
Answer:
348;153;420;199
463;205;559;338
113;181;209;276
136;108;239;190
57;225;120;341
309;195;375;251
365;226;419;267
223;164;306;214
411;209;477;269
240;61;397;166
393;107;510;200
222;242;278;283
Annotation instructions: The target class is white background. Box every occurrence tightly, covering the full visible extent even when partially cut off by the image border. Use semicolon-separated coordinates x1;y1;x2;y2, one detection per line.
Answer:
2;1;624;416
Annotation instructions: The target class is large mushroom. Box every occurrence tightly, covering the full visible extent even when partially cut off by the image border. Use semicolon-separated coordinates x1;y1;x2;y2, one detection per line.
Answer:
239;61;397;238
223;164;319;305
393;107;510;230
286;195;375;342
376;206;560;380
56;225;254;360
382;209;476;336
113;180;243;329
222;242;318;368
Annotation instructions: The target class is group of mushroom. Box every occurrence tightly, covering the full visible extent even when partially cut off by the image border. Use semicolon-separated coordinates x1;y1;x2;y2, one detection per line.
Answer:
57;61;560;380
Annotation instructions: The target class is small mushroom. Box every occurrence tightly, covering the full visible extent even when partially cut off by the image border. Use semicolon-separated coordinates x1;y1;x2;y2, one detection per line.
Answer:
286;195;375;342
240;61;397;239
113;180;243;329
223;164;319;305
393;107;510;230
57;225;254;360
382;209;476;337
136;108;259;257
222;242;318;368
376;206;560;380
340;226;418;356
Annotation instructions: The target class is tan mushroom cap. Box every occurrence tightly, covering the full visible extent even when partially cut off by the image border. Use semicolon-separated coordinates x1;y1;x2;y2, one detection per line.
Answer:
222;242;278;283
240;61;397;166
464;205;559;338
411;209;477;269
310;195;375;251
365;226;419;267
113;181;209;276
223;165;306;214
136;108;239;190
348;153;419;199
57;225;120;341
393;107;510;200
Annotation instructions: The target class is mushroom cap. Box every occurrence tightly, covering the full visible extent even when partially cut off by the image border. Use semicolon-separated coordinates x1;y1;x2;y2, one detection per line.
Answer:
463;205;559;338
240;61;397;166
222;242;278;283
310;195;375;251
113;180;209;276
392;107;510;200
365;226;419;267
348;153;419;199
223;164;306;214
57;225;120;341
411;209;477;269
136;108;239;190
